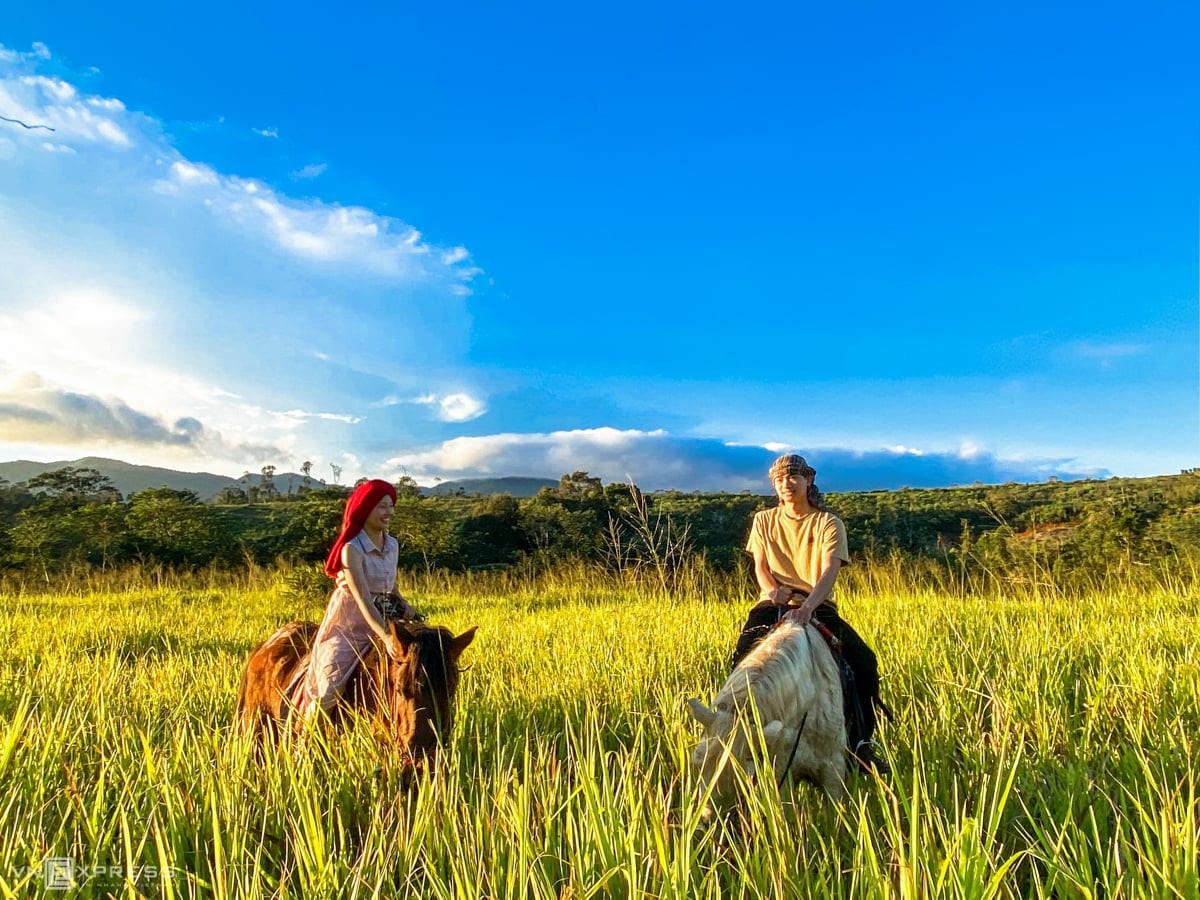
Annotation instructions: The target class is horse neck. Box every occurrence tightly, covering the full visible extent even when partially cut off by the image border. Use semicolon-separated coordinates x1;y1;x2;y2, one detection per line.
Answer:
389;640;457;752
719;624;810;723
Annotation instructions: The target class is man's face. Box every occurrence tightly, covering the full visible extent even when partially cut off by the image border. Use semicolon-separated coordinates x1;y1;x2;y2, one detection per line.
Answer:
772;470;810;504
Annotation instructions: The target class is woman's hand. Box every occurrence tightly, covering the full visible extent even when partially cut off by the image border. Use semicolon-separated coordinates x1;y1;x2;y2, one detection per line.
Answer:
385;632;407;660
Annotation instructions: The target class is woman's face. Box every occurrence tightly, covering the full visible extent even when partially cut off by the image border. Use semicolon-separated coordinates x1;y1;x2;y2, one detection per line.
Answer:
365;495;394;532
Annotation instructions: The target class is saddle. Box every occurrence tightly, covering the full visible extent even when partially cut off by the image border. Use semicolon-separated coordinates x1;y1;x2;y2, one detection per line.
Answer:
280;596;422;723
373;592;425;622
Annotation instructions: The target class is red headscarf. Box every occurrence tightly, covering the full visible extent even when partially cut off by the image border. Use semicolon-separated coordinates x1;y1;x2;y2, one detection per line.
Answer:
324;479;398;578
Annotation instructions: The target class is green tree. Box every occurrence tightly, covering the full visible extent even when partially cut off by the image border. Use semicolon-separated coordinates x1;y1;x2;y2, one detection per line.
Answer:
557;471;603;500
259;465;278;500
126;488;225;565
458;494;527;566
392;500;457;571
395;475;423;501
214;485;249;505
69;502;129;569
23;467;121;507
8;507;76;580
281;494;347;559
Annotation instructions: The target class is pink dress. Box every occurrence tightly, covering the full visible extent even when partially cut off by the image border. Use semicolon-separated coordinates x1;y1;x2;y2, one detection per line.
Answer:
302;531;400;711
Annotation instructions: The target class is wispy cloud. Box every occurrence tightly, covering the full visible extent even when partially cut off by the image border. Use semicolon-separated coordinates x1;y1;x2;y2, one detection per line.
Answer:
251;126;278;138
385;428;1107;491
157;158;475;277
1068;340;1150;366
292;162;327;179
269;408;365;426
413;392;487;422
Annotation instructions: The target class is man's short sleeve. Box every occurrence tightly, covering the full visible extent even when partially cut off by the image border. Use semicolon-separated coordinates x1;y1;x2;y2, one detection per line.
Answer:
824;514;850;565
745;511;764;555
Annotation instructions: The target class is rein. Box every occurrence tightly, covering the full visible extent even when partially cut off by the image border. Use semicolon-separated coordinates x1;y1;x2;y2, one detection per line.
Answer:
775;622;823;789
773;620;844;789
777;708;809;789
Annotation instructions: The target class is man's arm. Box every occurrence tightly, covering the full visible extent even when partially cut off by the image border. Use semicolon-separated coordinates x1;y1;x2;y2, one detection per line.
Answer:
752;544;790;604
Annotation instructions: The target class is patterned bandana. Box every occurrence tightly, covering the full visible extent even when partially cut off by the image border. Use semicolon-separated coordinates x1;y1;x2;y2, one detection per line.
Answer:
768;453;815;482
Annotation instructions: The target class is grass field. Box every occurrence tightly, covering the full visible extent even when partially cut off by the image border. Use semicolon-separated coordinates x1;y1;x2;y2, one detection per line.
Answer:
0;563;1196;898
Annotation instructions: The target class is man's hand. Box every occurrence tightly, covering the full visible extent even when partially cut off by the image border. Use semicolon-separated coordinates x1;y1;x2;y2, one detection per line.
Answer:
782;605;813;627
761;585;791;606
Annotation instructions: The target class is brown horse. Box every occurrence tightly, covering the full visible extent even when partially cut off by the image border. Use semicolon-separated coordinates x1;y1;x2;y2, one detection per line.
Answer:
235;618;477;762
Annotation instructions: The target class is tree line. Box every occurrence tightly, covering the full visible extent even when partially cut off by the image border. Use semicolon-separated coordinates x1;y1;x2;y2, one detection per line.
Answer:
1;465;1197;588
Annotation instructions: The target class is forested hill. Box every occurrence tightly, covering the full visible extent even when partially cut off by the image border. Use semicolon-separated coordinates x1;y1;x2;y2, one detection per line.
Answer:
0;465;1196;585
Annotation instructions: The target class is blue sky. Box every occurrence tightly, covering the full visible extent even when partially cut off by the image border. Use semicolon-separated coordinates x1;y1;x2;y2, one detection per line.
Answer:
0;2;1195;491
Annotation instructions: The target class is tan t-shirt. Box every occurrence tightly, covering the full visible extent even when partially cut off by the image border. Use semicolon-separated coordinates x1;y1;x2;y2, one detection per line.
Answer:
745;508;850;606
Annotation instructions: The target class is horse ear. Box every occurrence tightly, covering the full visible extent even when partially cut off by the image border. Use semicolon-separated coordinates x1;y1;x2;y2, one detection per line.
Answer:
687;698;717;728
449;626;477;659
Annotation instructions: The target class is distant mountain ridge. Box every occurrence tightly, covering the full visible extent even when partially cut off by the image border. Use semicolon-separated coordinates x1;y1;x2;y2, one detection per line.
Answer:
235;471;328;496
0;457;325;500
0;457;554;500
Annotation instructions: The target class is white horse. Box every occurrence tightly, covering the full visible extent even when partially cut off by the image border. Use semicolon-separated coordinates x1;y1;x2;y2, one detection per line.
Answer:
687;620;847;807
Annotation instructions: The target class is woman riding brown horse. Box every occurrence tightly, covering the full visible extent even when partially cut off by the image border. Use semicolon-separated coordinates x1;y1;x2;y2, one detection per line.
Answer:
235;617;476;761
235;478;476;760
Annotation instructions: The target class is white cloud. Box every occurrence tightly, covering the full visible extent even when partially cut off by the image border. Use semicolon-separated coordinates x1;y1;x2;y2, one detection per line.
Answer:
292;162;327;179
1;73;132;146
0;50;485;474
31;42;50;60
413;392;486;422
0;372;279;460
20;75;74;101
169;159;218;185
1;57;482;284
269;408;365;426
252;126;278;138
158;163;478;278
87;96;124;111
385;428;1108;491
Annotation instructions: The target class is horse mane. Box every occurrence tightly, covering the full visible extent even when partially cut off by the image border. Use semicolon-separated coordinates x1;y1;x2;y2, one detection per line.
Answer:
398;623;460;698
719;622;819;722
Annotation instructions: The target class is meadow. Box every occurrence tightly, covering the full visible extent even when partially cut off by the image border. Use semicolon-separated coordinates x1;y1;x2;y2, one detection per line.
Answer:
0;561;1196;898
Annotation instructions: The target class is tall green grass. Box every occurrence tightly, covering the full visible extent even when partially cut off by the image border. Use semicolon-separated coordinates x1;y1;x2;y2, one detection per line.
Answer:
0;563;1196;897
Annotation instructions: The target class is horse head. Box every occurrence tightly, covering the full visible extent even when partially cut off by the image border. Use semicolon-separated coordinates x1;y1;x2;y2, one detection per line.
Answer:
686;696;785;806
686;622;849;809
377;620;477;763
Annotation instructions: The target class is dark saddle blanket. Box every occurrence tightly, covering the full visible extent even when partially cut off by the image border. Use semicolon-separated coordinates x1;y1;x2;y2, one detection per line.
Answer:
808;621;895;756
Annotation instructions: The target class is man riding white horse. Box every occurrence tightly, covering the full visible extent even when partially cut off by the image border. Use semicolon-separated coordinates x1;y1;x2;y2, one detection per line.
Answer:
735;453;890;774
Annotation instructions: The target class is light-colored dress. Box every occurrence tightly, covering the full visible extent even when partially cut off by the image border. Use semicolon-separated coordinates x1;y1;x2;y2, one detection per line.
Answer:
302;530;400;711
